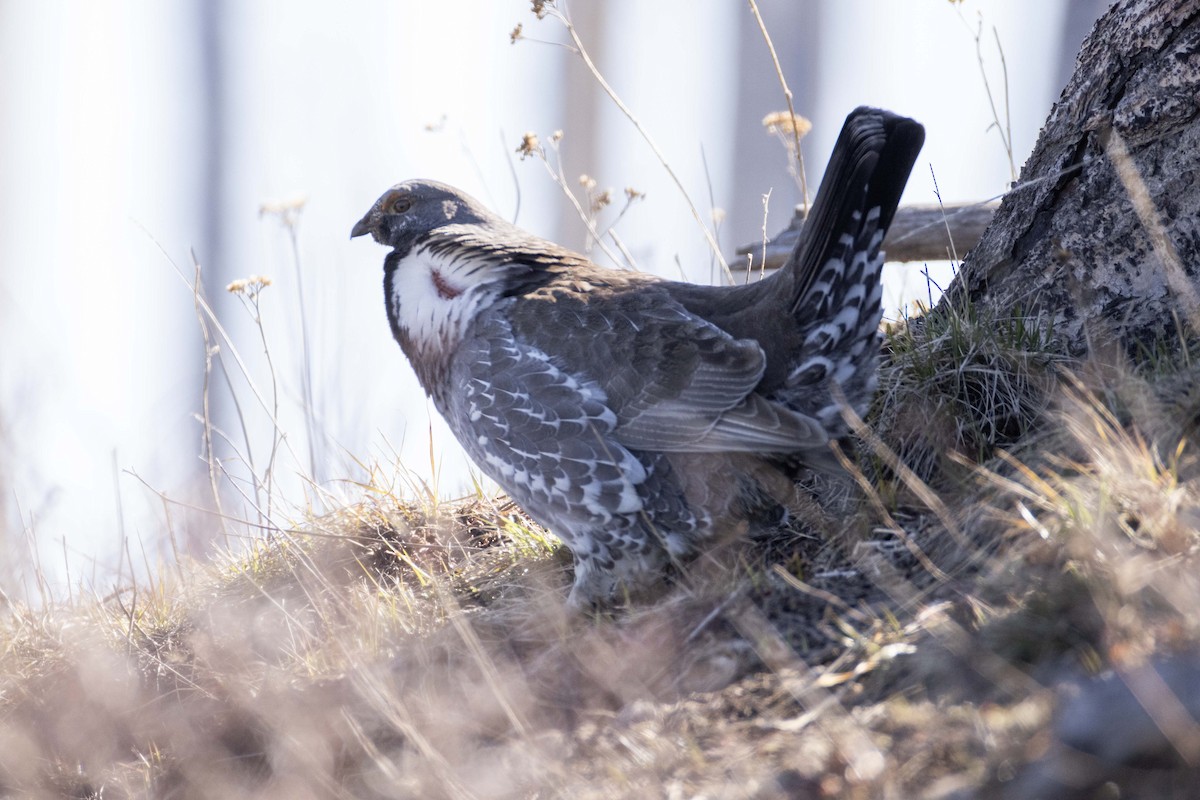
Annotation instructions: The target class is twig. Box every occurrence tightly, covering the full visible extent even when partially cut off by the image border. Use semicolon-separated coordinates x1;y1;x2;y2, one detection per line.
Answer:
500;129;522;224
755;189;771;285
533;138;630;268
959;10;1016;182
190;253;230;543
929;165;961;266
283;213;322;485
735;200;997;269
545;2;731;280
700;144;723;284
993;27;1015;183
747;0;809;209
136;222;305;469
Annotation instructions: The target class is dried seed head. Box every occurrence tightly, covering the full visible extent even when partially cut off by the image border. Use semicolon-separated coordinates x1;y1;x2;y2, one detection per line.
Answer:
549;130;564;144
226;275;272;295
762;111;812;138
591;189;613;212
516;132;540;159
510;23;523;44
258;195;308;218
579;174;597;191
624;187;645;201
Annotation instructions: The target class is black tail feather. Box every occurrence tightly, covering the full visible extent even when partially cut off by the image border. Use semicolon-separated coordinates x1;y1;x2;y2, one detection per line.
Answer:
775;107;924;429
785;107;925;312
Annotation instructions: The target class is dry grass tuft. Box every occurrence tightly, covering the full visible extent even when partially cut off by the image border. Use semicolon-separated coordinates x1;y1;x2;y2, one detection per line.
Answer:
875;301;1066;489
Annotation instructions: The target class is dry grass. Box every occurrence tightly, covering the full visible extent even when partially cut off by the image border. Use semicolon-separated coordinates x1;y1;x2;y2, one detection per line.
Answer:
4;314;1200;798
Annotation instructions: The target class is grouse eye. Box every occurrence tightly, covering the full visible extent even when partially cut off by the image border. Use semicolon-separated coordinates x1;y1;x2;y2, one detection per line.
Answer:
390;196;413;214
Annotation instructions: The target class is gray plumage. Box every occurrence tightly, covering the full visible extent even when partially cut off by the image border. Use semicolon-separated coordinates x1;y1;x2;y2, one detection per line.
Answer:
352;107;925;606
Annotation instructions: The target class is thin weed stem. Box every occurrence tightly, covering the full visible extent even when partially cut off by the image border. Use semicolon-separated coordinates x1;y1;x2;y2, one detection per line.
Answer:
532;137;631;268
544;2;731;280
958;10;1016;182
285;212;322;484
191;254;231;544
747;0;809;209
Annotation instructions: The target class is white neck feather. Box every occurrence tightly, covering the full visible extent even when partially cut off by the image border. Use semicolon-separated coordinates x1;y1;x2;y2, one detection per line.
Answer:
389;245;502;351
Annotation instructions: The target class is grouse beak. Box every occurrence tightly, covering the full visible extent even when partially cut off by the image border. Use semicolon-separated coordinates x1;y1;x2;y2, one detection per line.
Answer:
350;213;375;241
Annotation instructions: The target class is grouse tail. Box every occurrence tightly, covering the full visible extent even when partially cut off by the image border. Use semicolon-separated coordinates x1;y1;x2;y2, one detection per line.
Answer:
779;107;925;428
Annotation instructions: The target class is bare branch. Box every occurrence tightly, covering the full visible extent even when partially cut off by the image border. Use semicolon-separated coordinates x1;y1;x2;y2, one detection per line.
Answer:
734;201;998;270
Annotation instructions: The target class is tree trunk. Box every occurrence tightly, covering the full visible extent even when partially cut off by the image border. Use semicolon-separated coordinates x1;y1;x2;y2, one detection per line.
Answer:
947;0;1200;357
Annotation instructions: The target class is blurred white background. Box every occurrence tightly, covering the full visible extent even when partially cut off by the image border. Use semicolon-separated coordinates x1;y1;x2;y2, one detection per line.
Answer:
0;0;1107;595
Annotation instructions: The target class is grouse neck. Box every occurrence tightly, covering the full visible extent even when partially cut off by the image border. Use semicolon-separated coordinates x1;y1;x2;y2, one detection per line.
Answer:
381;243;504;396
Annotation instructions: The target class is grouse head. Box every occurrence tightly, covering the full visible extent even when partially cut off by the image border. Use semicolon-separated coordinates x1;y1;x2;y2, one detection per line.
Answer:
350;179;498;256
351;180;573;393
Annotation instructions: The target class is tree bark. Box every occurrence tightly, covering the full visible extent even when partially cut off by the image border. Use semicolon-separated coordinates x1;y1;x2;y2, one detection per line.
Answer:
947;0;1200;357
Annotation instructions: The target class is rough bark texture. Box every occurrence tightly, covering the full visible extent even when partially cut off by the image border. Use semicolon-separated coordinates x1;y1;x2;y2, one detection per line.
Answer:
949;0;1200;357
